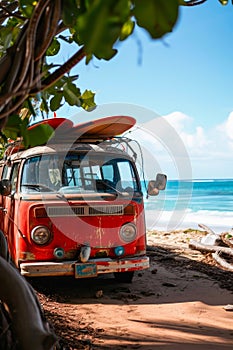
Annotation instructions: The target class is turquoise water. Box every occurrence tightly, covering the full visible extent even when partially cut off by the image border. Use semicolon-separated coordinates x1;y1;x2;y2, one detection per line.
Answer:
165;179;233;212
142;179;233;232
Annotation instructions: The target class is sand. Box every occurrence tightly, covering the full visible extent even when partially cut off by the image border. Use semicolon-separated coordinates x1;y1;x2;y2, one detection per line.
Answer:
35;228;233;349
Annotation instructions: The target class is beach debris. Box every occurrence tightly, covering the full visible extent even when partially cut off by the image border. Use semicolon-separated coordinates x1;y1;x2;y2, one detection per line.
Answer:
95;290;104;299
189;224;233;272
162;282;177;287
212;252;233;272
198;223;221;245
198;223;216;236
223;304;233;311
140;290;156;296
220;231;233;248
189;241;233;256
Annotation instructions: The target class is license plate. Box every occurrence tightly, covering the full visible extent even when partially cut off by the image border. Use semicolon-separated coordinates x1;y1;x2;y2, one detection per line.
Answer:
75;263;97;278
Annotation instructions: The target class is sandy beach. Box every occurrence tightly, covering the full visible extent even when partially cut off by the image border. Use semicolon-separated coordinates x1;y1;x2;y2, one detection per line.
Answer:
34;227;233;349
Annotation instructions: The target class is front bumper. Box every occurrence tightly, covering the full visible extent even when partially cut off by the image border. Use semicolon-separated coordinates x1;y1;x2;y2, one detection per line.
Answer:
20;256;150;278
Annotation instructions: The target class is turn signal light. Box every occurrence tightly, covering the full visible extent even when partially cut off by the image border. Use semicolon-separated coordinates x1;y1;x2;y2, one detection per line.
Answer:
124;205;135;215
34;207;48;218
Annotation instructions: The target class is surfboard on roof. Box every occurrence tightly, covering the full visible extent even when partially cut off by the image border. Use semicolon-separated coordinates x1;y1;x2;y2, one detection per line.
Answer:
4;115;136;155
69;115;136;141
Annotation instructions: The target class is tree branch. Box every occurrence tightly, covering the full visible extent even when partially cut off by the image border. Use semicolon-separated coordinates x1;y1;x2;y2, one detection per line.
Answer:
37;46;86;92
182;0;207;5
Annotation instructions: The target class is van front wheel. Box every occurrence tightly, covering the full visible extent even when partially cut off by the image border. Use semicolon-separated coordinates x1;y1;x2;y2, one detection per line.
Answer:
114;271;134;283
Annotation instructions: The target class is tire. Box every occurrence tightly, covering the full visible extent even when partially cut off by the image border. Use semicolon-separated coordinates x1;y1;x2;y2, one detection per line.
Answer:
114;271;134;283
0;230;8;261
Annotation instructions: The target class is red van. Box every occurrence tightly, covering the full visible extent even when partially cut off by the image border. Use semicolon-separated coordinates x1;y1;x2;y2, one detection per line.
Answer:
0;117;166;282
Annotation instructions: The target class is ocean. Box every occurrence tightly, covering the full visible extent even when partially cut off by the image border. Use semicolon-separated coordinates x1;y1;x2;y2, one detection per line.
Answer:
143;179;233;233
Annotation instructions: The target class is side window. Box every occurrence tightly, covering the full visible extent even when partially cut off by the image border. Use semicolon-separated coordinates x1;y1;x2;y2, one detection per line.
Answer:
117;161;138;191
2;164;10;180
10;163;20;192
65;167;81;186
101;164;114;182
21;156;41;186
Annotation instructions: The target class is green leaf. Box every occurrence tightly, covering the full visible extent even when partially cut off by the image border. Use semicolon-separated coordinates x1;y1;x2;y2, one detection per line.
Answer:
0;133;7;145
46;38;61;56
22;124;54;148
63;82;81;106
80;89;96;111
75;0;130;60
19;0;37;17
2;128;19;140
3;114;22;128
50;93;63;111
25;98;37;117
62;0;84;27
85;54;93;64
40;97;50;115
2;115;23;139
120;19;135;41
0;25;21;52
133;0;179;39
0;28;12;51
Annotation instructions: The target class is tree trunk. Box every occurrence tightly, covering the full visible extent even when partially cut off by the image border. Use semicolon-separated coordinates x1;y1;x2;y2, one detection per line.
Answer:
0;257;57;349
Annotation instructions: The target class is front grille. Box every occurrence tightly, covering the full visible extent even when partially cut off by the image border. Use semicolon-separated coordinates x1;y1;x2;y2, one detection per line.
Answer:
47;206;85;217
47;205;124;217
89;205;123;215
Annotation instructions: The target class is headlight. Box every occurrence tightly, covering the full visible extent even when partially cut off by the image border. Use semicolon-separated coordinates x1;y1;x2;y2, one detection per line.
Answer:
31;226;51;245
119;223;137;243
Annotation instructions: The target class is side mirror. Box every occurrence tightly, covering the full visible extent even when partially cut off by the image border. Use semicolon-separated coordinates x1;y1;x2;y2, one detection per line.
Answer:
147;173;167;196
0;179;12;196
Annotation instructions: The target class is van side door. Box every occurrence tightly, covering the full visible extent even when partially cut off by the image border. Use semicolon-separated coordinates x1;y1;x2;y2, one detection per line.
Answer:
3;162;20;239
0;163;11;232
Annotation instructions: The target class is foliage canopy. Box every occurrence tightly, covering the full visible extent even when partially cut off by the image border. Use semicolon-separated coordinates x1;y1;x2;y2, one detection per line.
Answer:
0;0;229;149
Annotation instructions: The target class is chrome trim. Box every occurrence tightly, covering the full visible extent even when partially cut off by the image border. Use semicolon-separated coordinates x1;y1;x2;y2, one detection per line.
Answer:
20;256;149;277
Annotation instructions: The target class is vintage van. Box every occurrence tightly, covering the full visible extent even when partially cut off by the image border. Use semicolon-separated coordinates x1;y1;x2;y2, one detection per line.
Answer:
0;116;166;282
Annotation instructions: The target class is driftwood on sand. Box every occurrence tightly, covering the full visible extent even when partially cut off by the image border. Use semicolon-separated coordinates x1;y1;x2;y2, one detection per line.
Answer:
189;240;233;257
189;223;233;272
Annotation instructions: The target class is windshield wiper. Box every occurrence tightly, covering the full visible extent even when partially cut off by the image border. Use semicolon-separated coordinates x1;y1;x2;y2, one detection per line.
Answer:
102;181;130;197
21;184;54;192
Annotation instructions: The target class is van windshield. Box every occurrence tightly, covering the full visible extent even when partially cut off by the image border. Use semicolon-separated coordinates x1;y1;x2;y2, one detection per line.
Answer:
21;153;140;194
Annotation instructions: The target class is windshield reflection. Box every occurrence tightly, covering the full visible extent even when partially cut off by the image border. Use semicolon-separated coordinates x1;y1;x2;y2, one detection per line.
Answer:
21;153;139;194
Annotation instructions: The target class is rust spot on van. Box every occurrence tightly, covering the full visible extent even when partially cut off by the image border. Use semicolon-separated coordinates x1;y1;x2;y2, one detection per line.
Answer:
20;252;36;260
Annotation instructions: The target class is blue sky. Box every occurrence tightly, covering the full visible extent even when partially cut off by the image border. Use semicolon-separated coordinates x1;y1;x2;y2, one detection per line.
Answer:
56;1;233;179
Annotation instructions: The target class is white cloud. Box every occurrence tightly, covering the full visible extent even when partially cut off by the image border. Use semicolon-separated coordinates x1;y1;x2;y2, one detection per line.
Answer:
225;112;233;141
163;112;209;155
134;110;233;179
163;111;192;131
217;111;233;150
